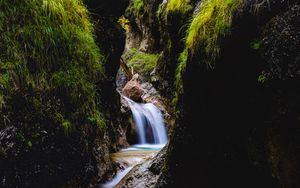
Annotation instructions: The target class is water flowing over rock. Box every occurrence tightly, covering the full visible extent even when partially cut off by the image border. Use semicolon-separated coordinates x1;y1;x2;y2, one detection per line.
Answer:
114;145;168;188
124;97;168;145
99;95;168;188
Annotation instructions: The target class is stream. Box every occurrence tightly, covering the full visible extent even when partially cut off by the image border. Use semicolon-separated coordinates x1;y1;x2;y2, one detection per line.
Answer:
99;97;168;188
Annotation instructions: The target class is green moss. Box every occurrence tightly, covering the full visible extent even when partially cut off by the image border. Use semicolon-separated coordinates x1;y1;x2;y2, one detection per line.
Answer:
166;0;192;14
131;0;144;16
118;16;130;31
175;50;188;94
156;3;164;18
55;113;72;135
173;50;188;105
0;0;106;132
124;49;160;77
258;71;268;83
88;111;106;129
186;0;242;65
251;39;262;50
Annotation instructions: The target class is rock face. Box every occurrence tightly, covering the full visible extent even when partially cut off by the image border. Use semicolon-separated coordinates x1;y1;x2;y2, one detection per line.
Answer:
85;0;130;152
125;0;162;52
125;0;300;188
115;146;167;188
122;74;144;102
156;1;300;188
0;0;128;187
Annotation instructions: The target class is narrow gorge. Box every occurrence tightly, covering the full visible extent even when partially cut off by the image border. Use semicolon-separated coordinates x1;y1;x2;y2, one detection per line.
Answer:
0;0;300;188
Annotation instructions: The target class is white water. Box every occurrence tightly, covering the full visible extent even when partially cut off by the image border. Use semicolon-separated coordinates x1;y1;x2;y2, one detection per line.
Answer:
125;97;168;145
99;146;162;188
100;97;168;188
100;167;133;188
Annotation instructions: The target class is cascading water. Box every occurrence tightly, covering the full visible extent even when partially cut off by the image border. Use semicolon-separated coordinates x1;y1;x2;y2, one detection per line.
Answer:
100;97;168;188
124;96;168;146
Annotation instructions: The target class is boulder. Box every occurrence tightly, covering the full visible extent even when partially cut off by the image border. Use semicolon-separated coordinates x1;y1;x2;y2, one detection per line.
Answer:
122;74;144;102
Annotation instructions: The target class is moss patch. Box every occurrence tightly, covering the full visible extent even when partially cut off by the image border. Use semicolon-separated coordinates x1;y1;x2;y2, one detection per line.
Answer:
172;50;187;105
124;48;160;77
0;0;105;131
173;0;241;104
130;0;144;16
166;0;192;14
186;0;242;65
0;0;108;186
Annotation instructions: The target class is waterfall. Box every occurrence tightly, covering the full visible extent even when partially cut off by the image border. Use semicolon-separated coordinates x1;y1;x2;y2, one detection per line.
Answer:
124;97;168;145
99;97;168;188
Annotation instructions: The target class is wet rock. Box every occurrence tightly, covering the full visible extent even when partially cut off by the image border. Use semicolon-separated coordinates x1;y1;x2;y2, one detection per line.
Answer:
115;146;167;188
122;74;144;102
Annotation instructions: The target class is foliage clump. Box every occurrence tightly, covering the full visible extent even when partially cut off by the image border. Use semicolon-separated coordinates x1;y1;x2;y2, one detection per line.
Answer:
186;0;242;65
175;50;188;95
166;0;192;14
118;16;130;31
173;50;188;105
173;0;241;104
131;0;144;16
123;48;159;77
0;0;106;132
0;0;108;185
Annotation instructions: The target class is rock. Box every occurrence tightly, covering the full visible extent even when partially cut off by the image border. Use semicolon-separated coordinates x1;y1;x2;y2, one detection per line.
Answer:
115;146;167;188
124;0;162;53
122;74;144;102
116;68;129;92
153;1;300;188
0;126;18;158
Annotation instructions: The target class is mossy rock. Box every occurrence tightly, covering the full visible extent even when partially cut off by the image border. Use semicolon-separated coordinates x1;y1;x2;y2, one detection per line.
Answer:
123;48;160;81
0;0;110;187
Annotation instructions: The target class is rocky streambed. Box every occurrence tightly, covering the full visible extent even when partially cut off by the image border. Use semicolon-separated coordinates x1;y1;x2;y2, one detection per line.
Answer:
100;145;165;188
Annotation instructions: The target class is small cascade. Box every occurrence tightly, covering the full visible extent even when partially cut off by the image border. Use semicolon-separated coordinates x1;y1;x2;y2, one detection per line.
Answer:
99;97;168;188
124;97;168;145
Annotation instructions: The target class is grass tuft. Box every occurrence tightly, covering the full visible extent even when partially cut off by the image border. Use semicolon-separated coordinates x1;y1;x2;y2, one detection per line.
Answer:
124;48;160;77
166;0;192;14
131;0;144;16
0;0;106;132
185;0;242;65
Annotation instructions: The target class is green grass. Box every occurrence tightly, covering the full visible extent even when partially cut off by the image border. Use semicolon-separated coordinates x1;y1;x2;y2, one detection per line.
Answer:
175;50;188;94
173;0;241;104
131;0;144;15
124;48;160;77
166;0;192;14
0;0;106;132
173;50;188;105
185;0;242;65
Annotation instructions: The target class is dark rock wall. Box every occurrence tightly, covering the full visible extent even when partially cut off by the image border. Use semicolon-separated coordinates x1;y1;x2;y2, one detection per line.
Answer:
85;0;130;152
125;0;300;187
155;1;300;187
